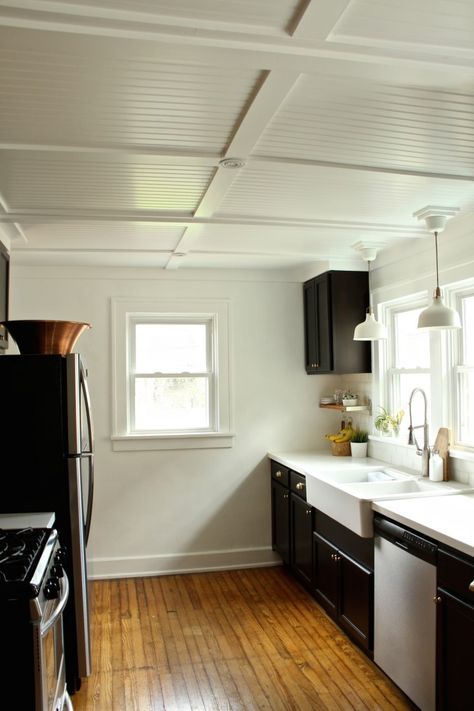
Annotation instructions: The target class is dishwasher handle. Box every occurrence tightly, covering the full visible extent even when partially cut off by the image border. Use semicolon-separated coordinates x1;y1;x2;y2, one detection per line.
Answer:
374;514;438;565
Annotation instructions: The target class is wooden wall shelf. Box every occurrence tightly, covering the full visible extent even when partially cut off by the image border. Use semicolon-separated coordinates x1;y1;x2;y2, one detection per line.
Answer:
319;403;371;415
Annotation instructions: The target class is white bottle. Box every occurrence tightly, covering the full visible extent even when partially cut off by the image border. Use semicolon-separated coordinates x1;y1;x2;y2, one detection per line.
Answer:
429;449;443;482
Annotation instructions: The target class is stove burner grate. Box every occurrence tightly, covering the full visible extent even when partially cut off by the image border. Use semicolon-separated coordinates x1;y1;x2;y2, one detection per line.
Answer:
0;528;49;584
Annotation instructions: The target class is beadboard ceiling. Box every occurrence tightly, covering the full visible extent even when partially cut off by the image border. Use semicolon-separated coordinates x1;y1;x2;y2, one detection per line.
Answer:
0;0;473;271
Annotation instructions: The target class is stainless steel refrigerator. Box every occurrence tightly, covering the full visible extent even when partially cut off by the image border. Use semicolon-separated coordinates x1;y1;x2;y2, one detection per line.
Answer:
0;353;94;694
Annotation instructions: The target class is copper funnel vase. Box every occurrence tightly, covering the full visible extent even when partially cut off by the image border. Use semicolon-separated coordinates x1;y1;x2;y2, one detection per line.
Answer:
1;320;91;355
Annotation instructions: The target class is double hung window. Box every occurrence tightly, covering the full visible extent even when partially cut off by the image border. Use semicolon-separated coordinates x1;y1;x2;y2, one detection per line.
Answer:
131;318;214;433
379;280;474;450
112;298;232;450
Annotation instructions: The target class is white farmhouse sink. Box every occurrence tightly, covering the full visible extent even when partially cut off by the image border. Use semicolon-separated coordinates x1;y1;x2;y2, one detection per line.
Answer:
305;467;471;538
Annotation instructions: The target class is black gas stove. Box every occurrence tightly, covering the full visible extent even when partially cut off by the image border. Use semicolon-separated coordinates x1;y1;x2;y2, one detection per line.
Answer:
0;527;56;597
0;526;72;710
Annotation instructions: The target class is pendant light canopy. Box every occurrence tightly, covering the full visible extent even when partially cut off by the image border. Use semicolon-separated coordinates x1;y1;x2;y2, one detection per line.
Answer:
413;207;461;331
353;245;387;341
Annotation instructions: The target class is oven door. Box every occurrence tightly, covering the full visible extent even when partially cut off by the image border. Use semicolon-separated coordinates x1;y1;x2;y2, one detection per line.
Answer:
35;574;69;711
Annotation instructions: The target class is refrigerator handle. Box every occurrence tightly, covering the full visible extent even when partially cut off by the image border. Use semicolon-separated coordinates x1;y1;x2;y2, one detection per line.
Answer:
84;454;94;545
80;362;94;456
80;361;95;545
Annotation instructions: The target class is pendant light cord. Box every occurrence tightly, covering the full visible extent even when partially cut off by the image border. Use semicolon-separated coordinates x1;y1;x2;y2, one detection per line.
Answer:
367;257;373;314
434;230;440;291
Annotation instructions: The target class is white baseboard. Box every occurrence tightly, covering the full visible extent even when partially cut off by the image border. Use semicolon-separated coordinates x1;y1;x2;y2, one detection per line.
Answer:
87;546;282;580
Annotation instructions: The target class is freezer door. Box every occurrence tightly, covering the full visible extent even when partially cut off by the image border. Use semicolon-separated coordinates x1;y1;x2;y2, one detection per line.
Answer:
66;354;94;544
66;354;94;456
68;456;92;678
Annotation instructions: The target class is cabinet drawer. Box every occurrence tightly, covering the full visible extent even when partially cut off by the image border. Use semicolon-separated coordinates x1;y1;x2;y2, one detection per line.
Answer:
290;471;307;501
270;461;289;487
438;548;474;604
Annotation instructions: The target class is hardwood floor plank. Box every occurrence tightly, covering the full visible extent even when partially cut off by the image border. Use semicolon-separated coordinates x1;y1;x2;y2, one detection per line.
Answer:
73;568;414;711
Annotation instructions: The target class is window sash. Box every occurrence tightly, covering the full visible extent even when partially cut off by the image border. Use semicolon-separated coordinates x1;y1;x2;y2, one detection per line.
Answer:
128;316;216;435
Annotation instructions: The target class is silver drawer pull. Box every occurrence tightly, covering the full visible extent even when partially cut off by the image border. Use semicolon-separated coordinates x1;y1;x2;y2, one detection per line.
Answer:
469;580;474;593
275;470;282;478
296;482;305;491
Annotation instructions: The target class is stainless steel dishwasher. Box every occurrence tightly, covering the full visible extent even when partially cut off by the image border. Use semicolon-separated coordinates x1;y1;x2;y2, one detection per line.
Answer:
374;514;438;711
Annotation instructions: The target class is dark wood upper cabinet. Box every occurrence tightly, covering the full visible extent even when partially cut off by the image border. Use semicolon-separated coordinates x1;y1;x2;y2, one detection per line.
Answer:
304;270;371;374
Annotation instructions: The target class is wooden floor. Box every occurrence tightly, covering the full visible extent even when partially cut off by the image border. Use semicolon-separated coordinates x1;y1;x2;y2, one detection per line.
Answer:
72;567;414;710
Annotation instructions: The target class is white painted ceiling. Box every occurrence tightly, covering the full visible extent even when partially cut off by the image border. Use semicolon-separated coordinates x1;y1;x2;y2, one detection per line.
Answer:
0;0;473;271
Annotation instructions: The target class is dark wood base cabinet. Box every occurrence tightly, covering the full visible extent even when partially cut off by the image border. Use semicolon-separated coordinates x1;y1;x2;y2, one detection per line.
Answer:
290;492;313;587
313;529;373;653
271;463;290;566
436;547;474;710
270;460;374;655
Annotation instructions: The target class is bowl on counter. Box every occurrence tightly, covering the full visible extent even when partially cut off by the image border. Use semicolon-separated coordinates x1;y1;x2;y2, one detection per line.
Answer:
342;398;358;406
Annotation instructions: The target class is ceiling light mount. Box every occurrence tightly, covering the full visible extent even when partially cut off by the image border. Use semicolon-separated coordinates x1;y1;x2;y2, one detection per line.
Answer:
218;157;246;169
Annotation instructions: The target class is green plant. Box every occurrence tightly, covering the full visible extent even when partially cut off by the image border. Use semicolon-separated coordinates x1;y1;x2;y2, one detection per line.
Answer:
374;407;405;436
351;429;368;443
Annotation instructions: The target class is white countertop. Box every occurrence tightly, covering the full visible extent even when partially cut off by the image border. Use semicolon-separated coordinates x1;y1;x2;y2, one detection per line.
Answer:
268;450;404;476
0;512;55;529
373;495;474;558
269;451;474;558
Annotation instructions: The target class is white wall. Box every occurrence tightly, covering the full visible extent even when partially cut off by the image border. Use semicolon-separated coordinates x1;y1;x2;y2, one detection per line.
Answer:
9;266;342;578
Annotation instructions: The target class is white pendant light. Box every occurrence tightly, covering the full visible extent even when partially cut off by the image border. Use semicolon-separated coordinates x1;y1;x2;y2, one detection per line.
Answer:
353;245;387;341
413;207;461;331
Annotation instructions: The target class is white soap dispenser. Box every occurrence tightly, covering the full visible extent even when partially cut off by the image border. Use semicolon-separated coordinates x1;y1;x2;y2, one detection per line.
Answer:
429;448;443;482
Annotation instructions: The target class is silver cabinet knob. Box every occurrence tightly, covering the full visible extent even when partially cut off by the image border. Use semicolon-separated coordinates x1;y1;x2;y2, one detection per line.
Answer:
433;595;442;604
296;482;305;491
275;470;282;478
283;493;289;499
305;508;311;516
469;580;474;593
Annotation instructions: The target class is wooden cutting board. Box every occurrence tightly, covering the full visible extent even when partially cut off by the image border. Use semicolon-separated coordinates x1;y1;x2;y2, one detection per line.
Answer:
433;427;450;481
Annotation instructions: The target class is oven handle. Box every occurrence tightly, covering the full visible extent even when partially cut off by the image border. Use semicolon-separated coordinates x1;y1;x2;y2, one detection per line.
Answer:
41;573;70;637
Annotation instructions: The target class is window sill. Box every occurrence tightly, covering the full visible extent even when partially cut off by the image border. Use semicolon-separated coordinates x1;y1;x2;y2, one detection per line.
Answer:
111;431;235;452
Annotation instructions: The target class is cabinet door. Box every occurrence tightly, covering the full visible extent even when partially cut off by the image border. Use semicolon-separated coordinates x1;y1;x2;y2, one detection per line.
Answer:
436;588;474;710
271;479;290;565
313;531;338;617
290;493;313;586
304;281;318;373
304;276;332;373
338;551;373;652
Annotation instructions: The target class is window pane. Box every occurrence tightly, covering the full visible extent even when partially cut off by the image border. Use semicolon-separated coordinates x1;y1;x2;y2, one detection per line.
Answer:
135;323;207;373
461;296;474;365
394;309;430;368
398;373;431;438
134;377;209;431
458;370;474;445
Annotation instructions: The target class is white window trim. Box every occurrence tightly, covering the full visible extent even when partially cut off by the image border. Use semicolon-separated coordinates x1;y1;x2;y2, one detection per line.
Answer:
111;297;234;451
445;281;474;450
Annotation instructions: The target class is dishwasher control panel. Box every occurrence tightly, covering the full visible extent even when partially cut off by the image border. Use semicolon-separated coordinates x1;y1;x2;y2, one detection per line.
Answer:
402;530;437;556
374;514;438;565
